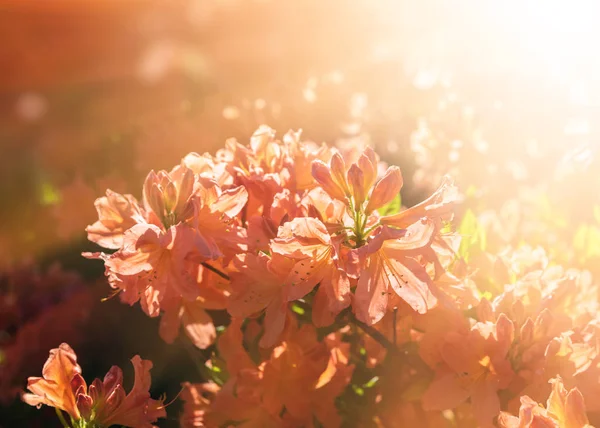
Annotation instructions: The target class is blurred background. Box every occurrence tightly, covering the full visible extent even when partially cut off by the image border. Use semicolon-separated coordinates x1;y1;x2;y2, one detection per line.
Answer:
1;0;600;426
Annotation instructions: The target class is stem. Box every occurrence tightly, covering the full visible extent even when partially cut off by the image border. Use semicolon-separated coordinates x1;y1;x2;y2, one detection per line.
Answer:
392;307;398;346
201;262;230;280
363;221;381;237
55;408;71;428
180;337;224;385
350;313;398;354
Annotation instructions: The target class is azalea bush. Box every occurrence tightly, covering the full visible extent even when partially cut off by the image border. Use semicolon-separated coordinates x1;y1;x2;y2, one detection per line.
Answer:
15;123;600;428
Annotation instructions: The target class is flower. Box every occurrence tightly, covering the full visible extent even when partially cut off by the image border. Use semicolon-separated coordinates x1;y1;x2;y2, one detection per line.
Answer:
270;217;350;326
353;221;440;324
187;320;353;427
23;343;165;428
86;189;146;249
179;382;220;428
22;343;82;419
498;376;592;428
228;252;292;347
422;314;515;428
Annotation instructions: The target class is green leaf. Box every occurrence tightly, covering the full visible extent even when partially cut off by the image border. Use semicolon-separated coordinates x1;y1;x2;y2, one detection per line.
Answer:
457;209;486;261
574;223;600;261
377;193;402;216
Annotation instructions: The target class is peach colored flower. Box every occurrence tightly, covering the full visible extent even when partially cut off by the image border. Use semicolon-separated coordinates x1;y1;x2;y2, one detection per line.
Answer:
498;376;592;428
422;314;515;428
353;221;440;324
270;217;351;326
23;343;165;428
22;343;82;419
228;252;292;347
86;189;145;249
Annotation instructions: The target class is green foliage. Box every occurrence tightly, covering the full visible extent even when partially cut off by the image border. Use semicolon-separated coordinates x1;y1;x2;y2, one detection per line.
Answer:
457;209;487;261
377;193;402;216
573;223;600;262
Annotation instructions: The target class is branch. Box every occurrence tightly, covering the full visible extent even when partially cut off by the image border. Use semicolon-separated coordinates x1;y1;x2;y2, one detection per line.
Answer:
350;314;398;354
201;262;230;281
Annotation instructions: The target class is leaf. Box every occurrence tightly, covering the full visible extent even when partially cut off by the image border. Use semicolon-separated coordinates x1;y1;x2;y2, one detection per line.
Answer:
574;223;600;262
457;209;486;261
377;192;402;216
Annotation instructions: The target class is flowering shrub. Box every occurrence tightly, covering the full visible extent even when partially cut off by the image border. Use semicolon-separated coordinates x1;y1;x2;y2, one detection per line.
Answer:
21;126;600;427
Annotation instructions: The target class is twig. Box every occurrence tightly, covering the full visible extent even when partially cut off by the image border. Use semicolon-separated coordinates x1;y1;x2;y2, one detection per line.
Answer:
350;314;398;354
201;262;230;280
294;300;398;354
179;338;223;385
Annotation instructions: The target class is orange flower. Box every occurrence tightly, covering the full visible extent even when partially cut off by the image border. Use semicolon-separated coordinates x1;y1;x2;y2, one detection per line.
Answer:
353;221;440;324
102;223;203;315
312;146;402;215
190;180;248;262
379;175;458;229
422;314;515;428
191;320;353;427
228;252;292;347
498;376;592;428
270;217;351;326
142;165;196;229
86;189;146;249
23;343;165;427
22;343;82;419
159;262;229;349
179;382;220;428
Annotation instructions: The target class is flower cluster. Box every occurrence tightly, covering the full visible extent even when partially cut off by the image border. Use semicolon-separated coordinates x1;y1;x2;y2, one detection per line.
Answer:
83;125;458;351
22;126;600;427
